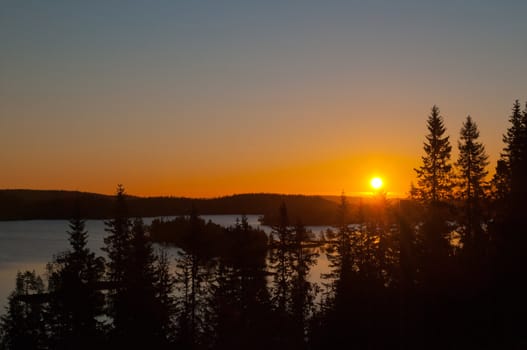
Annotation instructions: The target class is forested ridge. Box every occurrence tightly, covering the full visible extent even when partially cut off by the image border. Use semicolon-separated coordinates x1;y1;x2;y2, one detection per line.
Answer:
0;190;344;225
2;101;527;349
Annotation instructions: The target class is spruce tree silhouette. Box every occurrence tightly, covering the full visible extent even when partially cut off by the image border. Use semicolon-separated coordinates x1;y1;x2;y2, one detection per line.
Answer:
289;219;318;349
269;202;294;315
455;115;489;248
174;206;208;348
46;208;105;350
103;185;173;348
268;202;298;347
414;105;454;202
0;271;47;350
102;185;132;345
311;194;354;349
205;215;272;349
488;100;527;347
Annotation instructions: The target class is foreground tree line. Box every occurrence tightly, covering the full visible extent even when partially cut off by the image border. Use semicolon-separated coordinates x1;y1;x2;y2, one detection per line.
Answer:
1;100;527;349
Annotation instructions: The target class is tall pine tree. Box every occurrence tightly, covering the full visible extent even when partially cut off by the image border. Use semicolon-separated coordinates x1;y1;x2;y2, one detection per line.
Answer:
268;202;296;346
488;100;527;349
174;207;207;348
103;187;173;348
0;271;47;350
46;211;105;350
290;220;318;348
455;115;489;244
102;184;132;344
413;107;456;345
120;218;172;348
414;105;453;202
103;184;132;289
497;100;527;208
269;202;294;314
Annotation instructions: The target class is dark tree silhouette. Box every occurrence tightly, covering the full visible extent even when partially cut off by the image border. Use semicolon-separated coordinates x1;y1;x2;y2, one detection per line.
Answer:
502;101;525;170
204;260;237;349
227;216;272;348
267;202;299;347
451;116;495;350
269;202;294;316
117;218;172;348
414;105;453;202
496;100;527;214
289;220;318;348
311;195;353;348
205;216;272;349
322;194;357;311
46;212;105;350
102;184;132;344
490;159;510;201
154;249;176;344
174;250;194;348
311;193;401;349
102;186;173;348
0;271;47;350
487;100;527;348
489;100;527;239
173;207;208;348
455;115;489;246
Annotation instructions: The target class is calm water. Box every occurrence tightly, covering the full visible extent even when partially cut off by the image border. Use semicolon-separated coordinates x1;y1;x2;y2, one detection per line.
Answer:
0;215;330;313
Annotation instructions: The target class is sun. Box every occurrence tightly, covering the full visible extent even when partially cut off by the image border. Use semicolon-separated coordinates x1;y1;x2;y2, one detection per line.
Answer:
370;177;383;190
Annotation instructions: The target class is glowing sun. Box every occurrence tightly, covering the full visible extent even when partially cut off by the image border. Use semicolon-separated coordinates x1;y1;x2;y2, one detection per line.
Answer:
370;177;383;190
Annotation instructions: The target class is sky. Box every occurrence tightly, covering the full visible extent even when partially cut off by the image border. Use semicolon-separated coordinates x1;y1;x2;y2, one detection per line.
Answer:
2;1;527;198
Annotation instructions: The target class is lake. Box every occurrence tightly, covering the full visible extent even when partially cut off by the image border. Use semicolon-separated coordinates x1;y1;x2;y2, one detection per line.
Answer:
0;215;331;313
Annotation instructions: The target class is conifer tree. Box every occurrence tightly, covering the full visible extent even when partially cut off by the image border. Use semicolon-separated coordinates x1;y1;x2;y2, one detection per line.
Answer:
269;202;294;315
174;207;207;348
307;193;397;349
102;186;173;348
204;260;236;349
102;184;132;343
487;100;527;349
154;250;176;344
205;215;272;349
121;218;172;348
174;251;194;348
413;107;455;327
455;115;489;243
414;105;453;202
46;211;105;349
490;159;510;201
491;100;527;222
290;220;318;348
502;100;524;169
103;184;132;288
0;271;47;350
313;192;355;347
327;193;353;303
500;100;527;201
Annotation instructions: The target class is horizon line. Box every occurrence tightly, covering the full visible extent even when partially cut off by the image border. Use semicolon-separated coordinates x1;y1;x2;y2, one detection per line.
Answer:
0;188;407;200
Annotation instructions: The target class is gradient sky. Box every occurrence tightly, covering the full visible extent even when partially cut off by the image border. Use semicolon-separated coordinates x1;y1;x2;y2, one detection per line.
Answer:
2;1;527;197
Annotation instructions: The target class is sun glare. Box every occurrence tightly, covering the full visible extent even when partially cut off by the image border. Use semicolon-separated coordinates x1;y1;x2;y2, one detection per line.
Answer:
370;177;383;190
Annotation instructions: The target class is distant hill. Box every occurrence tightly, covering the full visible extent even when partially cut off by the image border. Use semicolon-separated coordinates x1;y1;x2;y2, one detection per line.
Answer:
0;189;116;221
0;189;352;225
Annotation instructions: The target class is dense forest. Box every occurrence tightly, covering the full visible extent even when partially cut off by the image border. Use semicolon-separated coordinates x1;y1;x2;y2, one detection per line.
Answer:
0;190;350;225
1;101;527;349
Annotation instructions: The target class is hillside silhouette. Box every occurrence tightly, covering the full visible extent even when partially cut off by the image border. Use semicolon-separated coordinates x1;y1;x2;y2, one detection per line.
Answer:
0;190;361;225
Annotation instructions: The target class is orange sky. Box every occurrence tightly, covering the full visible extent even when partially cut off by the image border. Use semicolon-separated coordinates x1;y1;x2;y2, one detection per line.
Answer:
2;2;525;198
